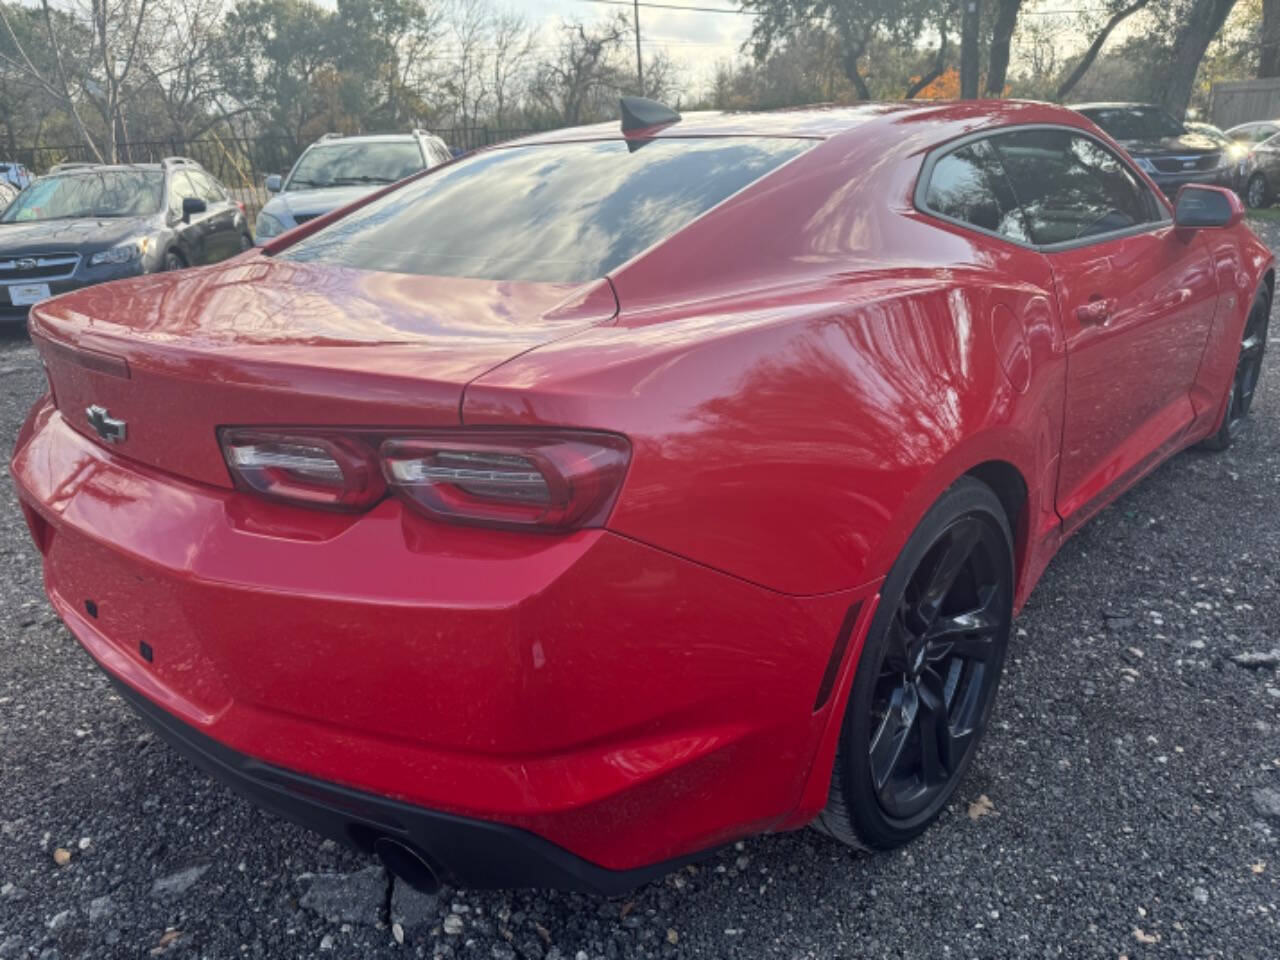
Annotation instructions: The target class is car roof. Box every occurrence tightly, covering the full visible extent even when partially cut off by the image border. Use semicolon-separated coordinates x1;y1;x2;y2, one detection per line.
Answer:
503;99;1107;149
47;164;168;174
1069;102;1160;111
309;134;427;145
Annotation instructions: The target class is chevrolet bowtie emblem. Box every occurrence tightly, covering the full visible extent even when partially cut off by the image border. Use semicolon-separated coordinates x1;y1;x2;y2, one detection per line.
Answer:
85;405;127;443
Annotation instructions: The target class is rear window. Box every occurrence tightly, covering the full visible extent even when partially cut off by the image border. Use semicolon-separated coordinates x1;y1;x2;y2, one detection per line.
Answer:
279;138;813;283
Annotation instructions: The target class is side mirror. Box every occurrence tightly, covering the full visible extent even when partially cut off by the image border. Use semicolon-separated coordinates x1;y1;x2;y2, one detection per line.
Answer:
181;196;206;223
1174;185;1243;229
265;174;282;193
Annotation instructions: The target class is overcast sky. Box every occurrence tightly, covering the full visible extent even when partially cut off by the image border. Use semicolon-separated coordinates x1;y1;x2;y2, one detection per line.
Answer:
518;0;754;96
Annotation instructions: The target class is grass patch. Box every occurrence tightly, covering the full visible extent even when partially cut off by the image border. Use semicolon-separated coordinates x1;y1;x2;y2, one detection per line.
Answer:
1247;207;1280;222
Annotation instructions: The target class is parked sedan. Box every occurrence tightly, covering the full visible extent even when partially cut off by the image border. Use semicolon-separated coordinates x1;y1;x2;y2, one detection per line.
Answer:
254;130;451;243
1236;130;1280;208
10;99;1269;894
0;159;251;322
1225;118;1280;146
1073;102;1236;197
0;179;16;213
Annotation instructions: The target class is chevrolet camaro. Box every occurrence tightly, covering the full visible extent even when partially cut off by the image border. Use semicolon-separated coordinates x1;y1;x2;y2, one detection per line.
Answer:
10;98;1271;894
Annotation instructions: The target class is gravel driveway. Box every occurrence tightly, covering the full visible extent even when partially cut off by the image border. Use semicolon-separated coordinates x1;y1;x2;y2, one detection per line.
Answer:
2;237;1279;959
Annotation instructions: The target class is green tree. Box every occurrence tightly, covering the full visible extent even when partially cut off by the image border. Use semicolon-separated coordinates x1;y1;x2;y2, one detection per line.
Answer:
740;0;935;99
221;0;337;146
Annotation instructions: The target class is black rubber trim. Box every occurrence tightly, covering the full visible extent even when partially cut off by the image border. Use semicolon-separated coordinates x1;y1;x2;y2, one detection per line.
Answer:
108;678;710;894
812;601;862;711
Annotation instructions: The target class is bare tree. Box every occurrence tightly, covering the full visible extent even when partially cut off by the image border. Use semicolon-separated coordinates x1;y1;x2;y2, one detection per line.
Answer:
443;0;490;129
88;0;153;159
1056;0;1156;101
138;0;233;140
0;1;105;158
488;6;534;126
528;16;629;126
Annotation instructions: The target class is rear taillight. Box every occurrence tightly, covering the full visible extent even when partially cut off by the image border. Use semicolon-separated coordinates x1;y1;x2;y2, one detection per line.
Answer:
381;432;630;530
220;430;385;510
218;428;630;530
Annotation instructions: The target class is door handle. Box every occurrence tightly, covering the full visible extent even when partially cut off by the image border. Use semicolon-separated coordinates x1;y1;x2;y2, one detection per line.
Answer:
1076;297;1112;325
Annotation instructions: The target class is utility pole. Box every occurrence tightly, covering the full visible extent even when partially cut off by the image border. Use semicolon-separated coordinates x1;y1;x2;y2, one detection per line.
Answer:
634;0;644;94
960;0;981;99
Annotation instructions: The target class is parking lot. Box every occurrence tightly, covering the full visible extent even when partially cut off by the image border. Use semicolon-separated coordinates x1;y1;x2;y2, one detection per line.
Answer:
1;254;1278;960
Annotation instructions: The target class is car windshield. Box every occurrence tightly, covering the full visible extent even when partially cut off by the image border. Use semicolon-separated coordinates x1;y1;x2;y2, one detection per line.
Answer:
1;170;164;222
287;142;425;189
279;137;813;283
1080;106;1185;140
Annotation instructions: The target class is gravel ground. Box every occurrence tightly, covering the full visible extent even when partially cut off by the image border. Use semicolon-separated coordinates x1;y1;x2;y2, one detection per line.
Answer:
2;243;1280;960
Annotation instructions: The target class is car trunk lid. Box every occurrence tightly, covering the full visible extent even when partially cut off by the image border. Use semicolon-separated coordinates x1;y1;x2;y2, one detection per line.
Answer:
30;257;616;488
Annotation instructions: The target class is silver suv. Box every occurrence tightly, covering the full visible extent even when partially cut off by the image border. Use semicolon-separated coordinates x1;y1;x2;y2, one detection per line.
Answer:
255;131;451;244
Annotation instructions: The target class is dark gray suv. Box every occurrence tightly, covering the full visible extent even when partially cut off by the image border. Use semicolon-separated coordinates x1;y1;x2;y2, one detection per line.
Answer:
0;158;250;323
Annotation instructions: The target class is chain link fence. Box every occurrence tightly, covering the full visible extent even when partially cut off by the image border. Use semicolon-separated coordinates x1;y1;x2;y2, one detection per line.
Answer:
7;126;544;222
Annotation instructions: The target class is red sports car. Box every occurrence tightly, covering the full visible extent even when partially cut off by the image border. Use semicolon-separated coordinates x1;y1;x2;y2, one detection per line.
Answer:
10;98;1271;894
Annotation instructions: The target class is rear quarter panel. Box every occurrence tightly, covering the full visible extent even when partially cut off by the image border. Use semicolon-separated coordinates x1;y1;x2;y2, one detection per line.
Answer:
465;125;1069;600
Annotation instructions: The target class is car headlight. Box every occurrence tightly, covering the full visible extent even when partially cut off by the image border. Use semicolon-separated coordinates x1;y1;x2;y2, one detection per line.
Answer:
1133;157;1157;174
89;238;151;266
255;211;287;240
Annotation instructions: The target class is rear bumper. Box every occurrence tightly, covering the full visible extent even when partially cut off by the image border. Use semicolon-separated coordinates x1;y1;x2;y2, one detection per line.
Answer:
107;675;698;894
11;398;863;881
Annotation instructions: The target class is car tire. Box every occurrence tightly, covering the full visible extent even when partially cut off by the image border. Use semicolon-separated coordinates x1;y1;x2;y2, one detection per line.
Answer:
1246;173;1270;210
813;476;1014;852
164;251;187;272
240;234;253;251
1201;284;1270;451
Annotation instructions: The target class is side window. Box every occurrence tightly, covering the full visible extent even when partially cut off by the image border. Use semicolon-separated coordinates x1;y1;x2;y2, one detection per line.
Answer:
190;170;225;203
923;139;1029;242
167;171;198;218
991;128;1159;246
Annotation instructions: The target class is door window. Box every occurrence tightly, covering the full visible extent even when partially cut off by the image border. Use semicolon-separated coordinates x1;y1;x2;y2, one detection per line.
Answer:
167;171;199;218
991;128;1161;246
921;139;1029;242
189;170;226;204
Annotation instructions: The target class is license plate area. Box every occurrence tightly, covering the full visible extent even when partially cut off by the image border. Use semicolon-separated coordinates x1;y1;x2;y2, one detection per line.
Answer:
8;282;50;306
45;524;233;715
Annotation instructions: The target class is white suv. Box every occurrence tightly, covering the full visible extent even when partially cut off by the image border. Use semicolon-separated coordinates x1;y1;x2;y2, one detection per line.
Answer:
254;131;451;243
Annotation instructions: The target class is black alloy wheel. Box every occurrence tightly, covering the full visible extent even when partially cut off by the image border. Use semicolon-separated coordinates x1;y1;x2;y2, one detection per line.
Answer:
814;477;1013;851
164;251;185;272
1246;173;1269;210
867;515;1008;820
1203;286;1270;450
